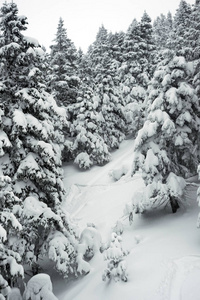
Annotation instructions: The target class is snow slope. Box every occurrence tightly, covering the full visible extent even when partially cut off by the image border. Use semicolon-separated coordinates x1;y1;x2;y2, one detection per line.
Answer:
52;139;200;300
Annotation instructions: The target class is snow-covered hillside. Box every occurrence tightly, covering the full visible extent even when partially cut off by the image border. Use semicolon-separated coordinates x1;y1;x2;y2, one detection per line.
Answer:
52;139;200;300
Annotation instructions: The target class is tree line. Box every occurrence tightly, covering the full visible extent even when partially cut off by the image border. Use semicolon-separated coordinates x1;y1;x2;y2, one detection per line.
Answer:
0;0;200;297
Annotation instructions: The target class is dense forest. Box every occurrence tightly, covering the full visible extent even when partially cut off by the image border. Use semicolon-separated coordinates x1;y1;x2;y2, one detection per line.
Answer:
0;0;200;298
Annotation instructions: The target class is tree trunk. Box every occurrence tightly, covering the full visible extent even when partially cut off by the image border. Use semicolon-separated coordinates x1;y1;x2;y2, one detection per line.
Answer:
170;196;180;213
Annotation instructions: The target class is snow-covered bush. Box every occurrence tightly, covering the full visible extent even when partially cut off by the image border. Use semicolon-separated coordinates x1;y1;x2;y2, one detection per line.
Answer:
80;226;102;260
23;274;58;300
77;225;102;275
102;233;128;282
113;220;124;235
74;152;93;169
8;288;22;300
110;165;128;181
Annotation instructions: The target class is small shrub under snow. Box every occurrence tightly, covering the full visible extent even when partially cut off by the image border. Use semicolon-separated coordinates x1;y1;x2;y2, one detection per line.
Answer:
8;288;22;300
77;225;102;275
110;165;128;181
74;152;93;169
23;273;58;300
102;233;128;282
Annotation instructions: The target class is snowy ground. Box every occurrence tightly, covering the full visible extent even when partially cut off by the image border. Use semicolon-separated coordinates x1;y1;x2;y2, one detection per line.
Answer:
52;139;200;300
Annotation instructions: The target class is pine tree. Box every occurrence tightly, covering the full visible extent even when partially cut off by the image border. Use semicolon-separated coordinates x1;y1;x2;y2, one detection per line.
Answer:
88;26;126;150
0;3;80;290
119;13;156;137
192;1;200;97
88;25;109;69
167;0;192;58
139;11;157;79
48;18;80;106
153;12;173;50
188;0;200;58
67;84;110;168
95;54;126;149
0;173;24;297
107;31;125;63
121;12;156;90
131;51;200;214
102;233;128;282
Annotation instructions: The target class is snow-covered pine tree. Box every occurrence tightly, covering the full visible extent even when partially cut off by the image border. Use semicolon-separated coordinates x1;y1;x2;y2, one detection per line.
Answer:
167;0;192;59
139;11;156;79
64;26;126;167
66;84;110;169
131;50;200;214
121;11;155;91
0;2;80;287
102;233;128;282
95;54;126;150
188;0;200;60
87;24;109;69
192;1;200;228
48;18;80;106
0;172;24;298
120;19;143;98
119;13;156;138
76;48;92;82
88;26;126;150
153;12;173;50
192;0;200;97
107;31;125;63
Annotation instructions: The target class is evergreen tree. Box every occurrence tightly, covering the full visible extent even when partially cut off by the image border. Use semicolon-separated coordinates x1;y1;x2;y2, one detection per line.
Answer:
87;24;109;74
88;26;126;150
107;31;125;63
131;51;200;214
0;173;24;298
67;84;110;168
76;48;93;87
48;18;80;106
167;0;192;58
188;0;200;58
95;54;126;149
173;0;192;36
153;12;173;49
102;233;128;282
119;13;156;137
88;25;109;65
0;3;80;291
192;1;200;97
120;19;142;92
139;11;157;79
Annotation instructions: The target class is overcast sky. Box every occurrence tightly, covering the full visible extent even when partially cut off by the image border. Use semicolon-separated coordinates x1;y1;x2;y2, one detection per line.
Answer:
5;0;195;52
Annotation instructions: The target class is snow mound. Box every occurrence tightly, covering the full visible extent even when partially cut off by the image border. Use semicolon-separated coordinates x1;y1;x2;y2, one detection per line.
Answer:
77;226;102;275
110;164;128;181
23;274;58;300
8;288;22;300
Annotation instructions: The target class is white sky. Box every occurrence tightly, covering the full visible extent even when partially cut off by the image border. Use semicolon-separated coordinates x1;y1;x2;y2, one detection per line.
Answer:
4;0;196;52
